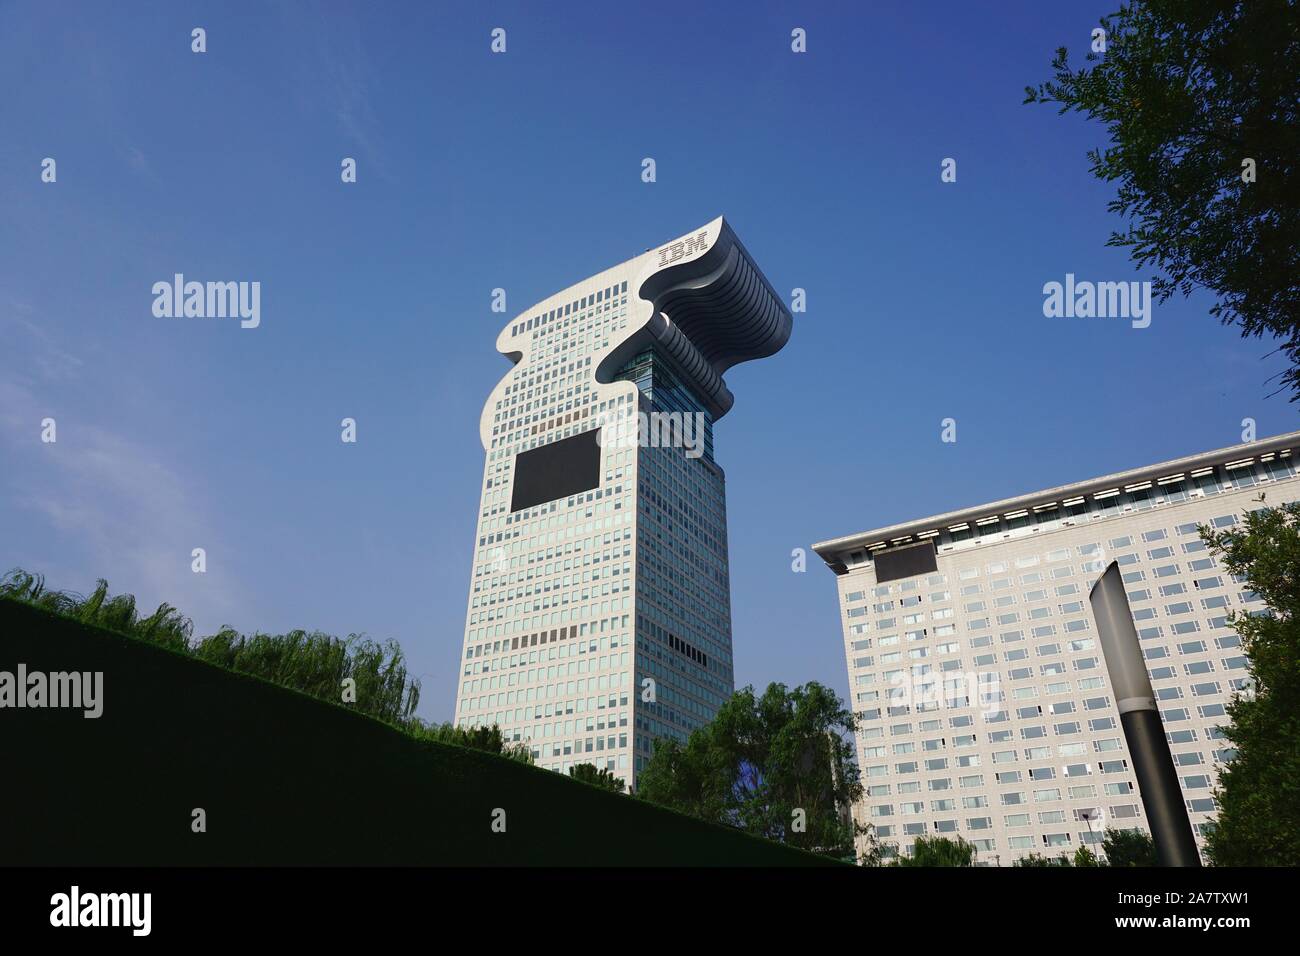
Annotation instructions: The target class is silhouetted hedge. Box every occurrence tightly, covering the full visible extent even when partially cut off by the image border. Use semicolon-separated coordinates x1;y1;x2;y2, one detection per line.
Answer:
0;598;836;866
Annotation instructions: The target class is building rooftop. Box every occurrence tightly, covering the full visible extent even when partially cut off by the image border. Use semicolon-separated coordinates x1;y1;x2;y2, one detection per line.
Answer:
812;430;1300;573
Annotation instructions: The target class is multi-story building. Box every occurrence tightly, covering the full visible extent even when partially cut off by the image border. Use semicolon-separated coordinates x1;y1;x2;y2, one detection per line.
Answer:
814;432;1300;864
455;217;791;788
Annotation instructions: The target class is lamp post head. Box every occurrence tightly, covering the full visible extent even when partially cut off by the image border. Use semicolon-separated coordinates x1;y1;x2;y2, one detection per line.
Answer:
1089;561;1157;714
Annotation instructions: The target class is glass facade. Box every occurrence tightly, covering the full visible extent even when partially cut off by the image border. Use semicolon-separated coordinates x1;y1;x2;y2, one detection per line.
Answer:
629;349;732;773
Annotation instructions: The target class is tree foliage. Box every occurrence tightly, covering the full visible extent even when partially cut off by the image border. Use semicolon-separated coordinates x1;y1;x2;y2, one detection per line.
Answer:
0;568;532;764
1;569;192;652
569;763;626;793
406;720;534;764
194;625;419;725
1072;845;1102;867
1013;852;1073;867
1199;499;1300;865
1009;829;1154;866
894;835;976;867
899;835;1141;868
1103;826;1158;866
636;682;862;858
1026;0;1300;396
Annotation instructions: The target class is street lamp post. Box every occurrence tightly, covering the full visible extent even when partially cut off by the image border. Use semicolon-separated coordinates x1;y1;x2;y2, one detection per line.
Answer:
1089;562;1201;867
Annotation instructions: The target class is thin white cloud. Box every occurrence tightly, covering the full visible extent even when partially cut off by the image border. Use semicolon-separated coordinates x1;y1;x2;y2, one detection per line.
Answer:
123;145;152;177
0;309;242;635
280;0;393;182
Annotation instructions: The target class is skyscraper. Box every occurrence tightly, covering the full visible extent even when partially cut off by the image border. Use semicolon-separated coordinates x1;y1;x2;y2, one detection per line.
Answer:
814;432;1300;864
456;217;792;787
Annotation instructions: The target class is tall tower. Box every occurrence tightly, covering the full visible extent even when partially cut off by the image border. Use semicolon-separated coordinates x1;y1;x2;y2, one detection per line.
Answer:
455;217;792;788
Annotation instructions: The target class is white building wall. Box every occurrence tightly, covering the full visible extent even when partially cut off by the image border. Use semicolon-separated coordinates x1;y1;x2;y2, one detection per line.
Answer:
829;442;1298;864
456;261;641;781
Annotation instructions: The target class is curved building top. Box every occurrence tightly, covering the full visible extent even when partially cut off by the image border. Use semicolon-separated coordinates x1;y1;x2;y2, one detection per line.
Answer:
482;216;792;447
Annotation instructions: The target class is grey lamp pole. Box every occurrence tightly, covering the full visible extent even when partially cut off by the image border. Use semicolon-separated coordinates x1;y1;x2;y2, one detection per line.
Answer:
1089;561;1201;867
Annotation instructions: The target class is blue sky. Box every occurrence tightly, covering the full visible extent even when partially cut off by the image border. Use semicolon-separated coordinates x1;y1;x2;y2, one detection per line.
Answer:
1;1;1292;722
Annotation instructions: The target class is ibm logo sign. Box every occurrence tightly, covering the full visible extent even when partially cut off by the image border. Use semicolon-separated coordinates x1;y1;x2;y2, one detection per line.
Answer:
656;231;709;267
